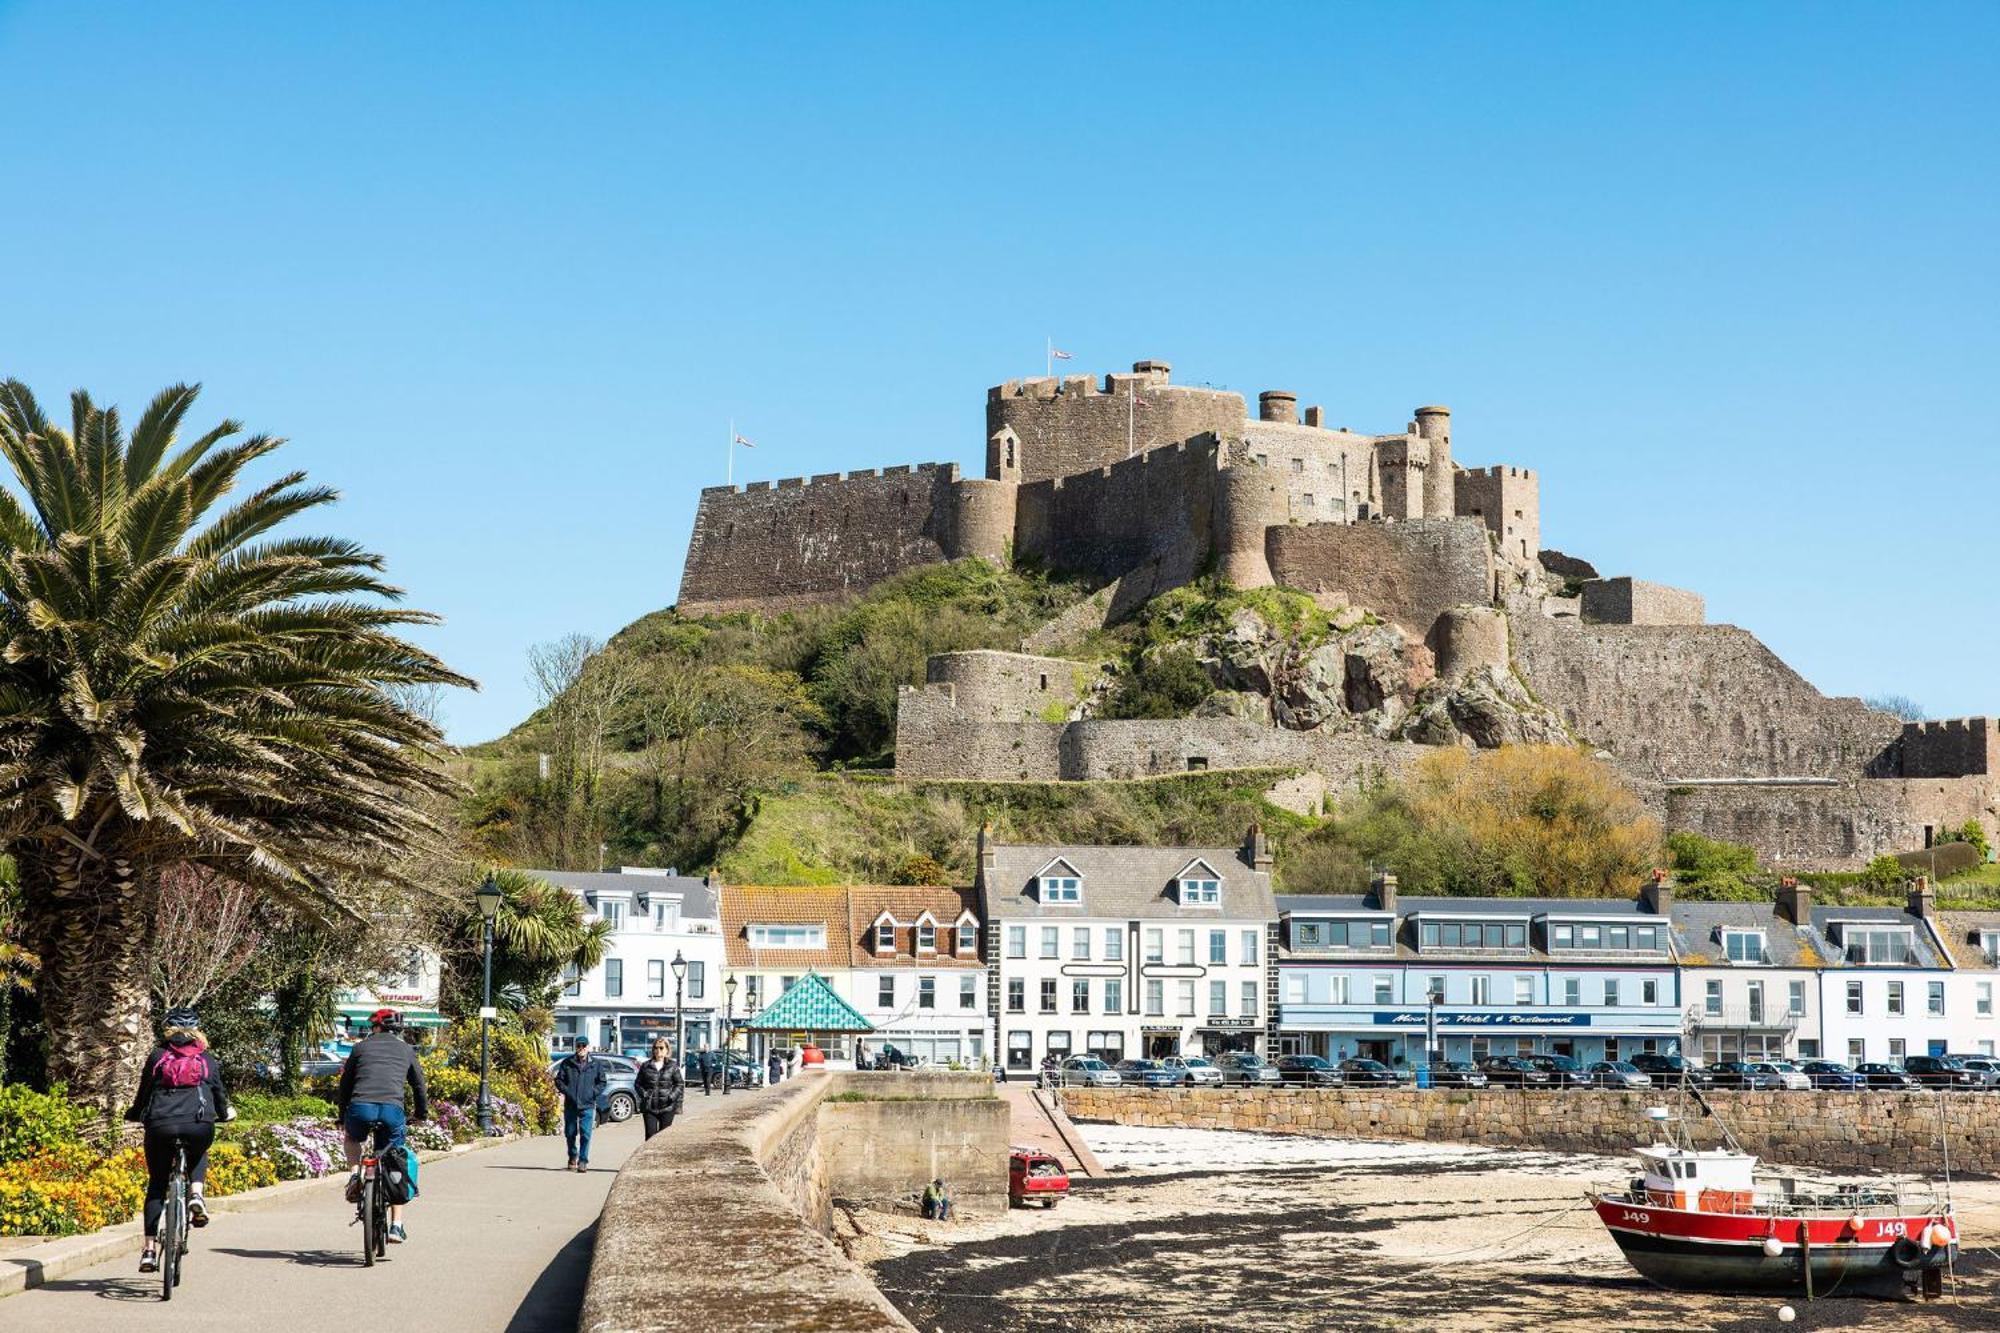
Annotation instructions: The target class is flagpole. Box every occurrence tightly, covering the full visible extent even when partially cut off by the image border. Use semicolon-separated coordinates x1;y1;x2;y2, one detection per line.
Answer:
727;418;734;487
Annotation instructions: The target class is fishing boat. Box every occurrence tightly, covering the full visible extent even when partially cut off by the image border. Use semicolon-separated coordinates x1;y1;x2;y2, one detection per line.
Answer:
1589;1109;1957;1295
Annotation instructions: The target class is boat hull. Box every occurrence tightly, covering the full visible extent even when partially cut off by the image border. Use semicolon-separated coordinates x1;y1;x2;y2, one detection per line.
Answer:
1591;1196;1956;1294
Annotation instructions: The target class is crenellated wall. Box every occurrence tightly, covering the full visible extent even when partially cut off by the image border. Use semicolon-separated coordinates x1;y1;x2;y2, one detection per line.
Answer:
678;464;962;616
986;363;1243;484
1900;718;2000;778
1454;464;1540;565
1013;436;1222;586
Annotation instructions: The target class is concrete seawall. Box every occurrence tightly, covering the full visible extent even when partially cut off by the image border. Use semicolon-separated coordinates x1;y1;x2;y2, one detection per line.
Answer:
580;1072;1006;1333
1058;1086;1996;1174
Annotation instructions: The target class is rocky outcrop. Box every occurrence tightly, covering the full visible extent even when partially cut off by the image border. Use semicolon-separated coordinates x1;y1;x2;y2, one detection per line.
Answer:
1402;665;1570;748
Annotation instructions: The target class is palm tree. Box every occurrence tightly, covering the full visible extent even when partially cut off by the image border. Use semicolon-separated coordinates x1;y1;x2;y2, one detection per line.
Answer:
0;381;471;1112
444;869;611;1017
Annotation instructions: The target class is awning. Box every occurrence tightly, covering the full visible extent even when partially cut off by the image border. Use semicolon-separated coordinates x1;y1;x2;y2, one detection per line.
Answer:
741;971;873;1034
339;1006;449;1028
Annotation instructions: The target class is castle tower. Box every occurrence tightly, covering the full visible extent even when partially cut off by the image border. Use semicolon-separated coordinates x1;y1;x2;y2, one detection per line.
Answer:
986;360;1242;484
1213;463;1286;589
1415;405;1452;519
950;476;1018;566
1258;390;1298;424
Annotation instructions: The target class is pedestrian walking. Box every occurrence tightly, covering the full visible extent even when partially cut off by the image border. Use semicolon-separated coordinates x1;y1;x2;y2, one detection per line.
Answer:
696;1042;715;1096
767;1049;783;1085
553;1035;609;1171
635;1038;684;1139
855;1039;870;1071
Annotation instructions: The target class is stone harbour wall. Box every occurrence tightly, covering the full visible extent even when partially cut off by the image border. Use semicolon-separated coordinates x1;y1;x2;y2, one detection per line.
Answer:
1059;1086;2000;1176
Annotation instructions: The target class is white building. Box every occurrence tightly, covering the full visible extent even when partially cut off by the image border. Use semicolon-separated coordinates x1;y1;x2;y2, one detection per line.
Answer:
1937;910;2000;1057
1671;885;1820;1063
333;944;446;1053
538;868;727;1057
980;826;1279;1073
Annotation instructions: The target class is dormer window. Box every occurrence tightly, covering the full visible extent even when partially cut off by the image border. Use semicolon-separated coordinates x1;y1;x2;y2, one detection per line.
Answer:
1036;858;1083;904
1174;859;1222;907
917;919;937;952
955;913;979;955
1830;922;1915;965
1722;930;1766;964
874;919;895;953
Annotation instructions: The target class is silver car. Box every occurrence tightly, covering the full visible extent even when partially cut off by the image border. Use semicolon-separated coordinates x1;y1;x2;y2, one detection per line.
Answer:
1586;1060;1655;1090
1950;1055;2000;1089
1058;1055;1123;1088
1161;1055;1224;1086
1213;1051;1283;1085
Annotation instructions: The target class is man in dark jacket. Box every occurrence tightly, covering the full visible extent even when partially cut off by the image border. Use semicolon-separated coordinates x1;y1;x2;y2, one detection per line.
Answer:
553;1035;610;1171
337;1009;430;1243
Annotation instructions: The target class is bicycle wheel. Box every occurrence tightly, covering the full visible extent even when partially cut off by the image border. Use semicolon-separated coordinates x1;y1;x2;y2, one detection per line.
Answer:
359;1174;377;1267
161;1180;183;1300
372;1181;388;1261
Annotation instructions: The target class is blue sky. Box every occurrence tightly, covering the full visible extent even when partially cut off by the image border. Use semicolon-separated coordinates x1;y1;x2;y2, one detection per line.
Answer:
2;2;1994;743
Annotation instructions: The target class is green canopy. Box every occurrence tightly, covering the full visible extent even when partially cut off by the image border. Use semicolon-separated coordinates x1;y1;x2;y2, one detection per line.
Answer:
741;971;873;1034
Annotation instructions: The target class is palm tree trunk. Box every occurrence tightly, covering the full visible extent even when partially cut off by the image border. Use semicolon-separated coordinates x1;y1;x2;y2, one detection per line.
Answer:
17;840;157;1125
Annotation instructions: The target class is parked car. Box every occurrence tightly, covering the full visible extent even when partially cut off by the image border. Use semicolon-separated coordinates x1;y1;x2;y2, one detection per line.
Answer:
1275;1055;1344;1087
1161;1055;1225;1086
1009;1148;1070;1209
1058;1055;1123;1088
1904;1055;1983;1090
1853;1062;1921;1090
1629;1053;1716;1088
1476;1056;1556;1089
1526;1055;1592;1090
1585;1060;1654;1090
1707;1061;1782;1091
1761;1061;1814;1092
549;1052;640;1121
1424;1061;1489;1089
1113;1058;1181;1088
1214;1051;1283;1086
1797;1059;1867;1090
1952;1055;2000;1088
1336;1058;1400;1087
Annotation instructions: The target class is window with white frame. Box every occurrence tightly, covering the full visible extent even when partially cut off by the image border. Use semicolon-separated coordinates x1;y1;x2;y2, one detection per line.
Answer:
1104;928;1124;962
599;900;625;931
1704;980;1722;1016
1241;929;1258;965
1242;980;1258;1016
1604;977;1621;1007
960;974;978;1008
1888;981;1905;1016
1071;979;1089;1013
1180;876;1220;906
647;960;665;998
1427;975;1446;1003
1846;980;1863;1015
1378;974;1397;1004
1041;874;1081;903
1144;929;1163;963
1006;925;1025;959
1722;930;1764;963
1209;979;1227;1015
1980;982;1994;1017
1469;976;1491;1004
917;921;936;952
956;919;978;954
1210;931;1227;964
1888;1038;1906;1064
1176;979;1196;1017
1564;977;1581;1007
1642;978;1660;1006
1040;926;1059;959
1177;930;1196;966
1787;980;1805;1015
686;961;705;999
1327;975;1350;1004
1073;927;1091;961
1039;979;1057;1013
878;976;895;1007
1104;978;1123;1013
1982;931;2000;967
875;921;896;952
1847;1038;1865;1065
1147;979;1166;1015
652;900;680;931
1928;981;1945;1016
1513;976;1533;1005
604;959;622;998
1833;923;1915;965
748;923;823;949
1006;978;1024;1013
1284;974;1305;1005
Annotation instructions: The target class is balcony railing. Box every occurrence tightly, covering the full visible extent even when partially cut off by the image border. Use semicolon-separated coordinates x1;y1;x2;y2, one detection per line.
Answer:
1692;1006;1799;1032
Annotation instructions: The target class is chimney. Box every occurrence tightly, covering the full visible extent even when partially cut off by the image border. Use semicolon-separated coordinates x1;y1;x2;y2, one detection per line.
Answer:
1244;822;1274;873
976;822;996;890
1907;874;1936;922
1641;867;1673;917
1775;875;1812;926
1371;869;1398;915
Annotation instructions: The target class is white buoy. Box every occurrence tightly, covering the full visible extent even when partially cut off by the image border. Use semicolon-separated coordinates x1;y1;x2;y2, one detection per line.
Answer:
1762;1236;1784;1257
1928;1223;1952;1248
1778;1305;1796;1323
1848;1213;1864;1233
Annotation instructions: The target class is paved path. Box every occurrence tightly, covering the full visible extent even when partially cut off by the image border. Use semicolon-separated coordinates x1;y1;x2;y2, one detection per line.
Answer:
2;1083;764;1332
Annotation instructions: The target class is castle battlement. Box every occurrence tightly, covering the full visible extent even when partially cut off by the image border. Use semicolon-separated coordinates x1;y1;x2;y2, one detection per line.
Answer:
700;462;958;496
1466;464;1537;481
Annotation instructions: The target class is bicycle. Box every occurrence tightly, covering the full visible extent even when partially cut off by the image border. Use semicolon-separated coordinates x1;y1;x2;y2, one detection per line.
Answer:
159;1143;191;1300
354;1152;388;1266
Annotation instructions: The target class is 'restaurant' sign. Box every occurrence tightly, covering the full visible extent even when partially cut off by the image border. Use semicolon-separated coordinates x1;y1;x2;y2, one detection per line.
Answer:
1375;1010;1593;1028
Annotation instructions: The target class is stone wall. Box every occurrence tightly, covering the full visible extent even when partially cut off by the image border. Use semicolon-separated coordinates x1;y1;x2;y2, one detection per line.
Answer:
1014;437;1221;587
893;685;1064;780
987;370;1243;484
1658;776;1999;870
1057;717;1414;786
1901;718;2000;778
1059;1086;2000;1175
819;1094;1011;1217
925;650;1095;724
1510;612;1901;781
1235;422;1380;525
1454;465;1540;566
1265;518;1494;638
1580;577;1706;626
678;464;961;616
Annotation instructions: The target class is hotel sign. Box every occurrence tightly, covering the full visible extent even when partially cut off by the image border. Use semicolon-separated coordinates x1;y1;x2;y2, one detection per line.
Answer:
1375;1010;1593;1028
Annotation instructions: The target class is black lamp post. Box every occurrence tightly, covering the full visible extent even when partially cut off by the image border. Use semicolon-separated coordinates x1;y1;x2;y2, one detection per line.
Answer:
723;974;739;1096
670;950;687;1069
475;874;504;1136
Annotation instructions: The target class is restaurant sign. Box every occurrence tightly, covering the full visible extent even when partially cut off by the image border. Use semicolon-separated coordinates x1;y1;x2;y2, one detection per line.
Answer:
1374;1010;1592;1028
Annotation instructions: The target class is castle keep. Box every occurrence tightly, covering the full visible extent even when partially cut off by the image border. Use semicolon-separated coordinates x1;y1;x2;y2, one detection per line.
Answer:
677;359;1999;870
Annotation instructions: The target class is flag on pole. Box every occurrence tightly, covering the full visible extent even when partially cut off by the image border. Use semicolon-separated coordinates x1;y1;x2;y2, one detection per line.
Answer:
732;434;756;448
1049;347;1073;361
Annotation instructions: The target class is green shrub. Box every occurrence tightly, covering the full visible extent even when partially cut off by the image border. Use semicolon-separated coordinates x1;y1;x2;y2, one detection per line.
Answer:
229;1092;335;1126
0;1084;92;1167
1098;648;1214;721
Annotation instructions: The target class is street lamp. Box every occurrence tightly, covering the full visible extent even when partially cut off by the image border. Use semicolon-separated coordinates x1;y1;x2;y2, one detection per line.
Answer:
670;950;687;1069
723;975;739;1096
474;874;505;1136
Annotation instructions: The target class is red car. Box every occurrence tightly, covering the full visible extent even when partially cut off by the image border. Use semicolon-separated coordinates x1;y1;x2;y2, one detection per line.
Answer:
1009;1148;1070;1208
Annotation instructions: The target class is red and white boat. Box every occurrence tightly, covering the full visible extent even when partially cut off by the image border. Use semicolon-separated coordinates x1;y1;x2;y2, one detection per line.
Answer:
1590;1130;1957;1295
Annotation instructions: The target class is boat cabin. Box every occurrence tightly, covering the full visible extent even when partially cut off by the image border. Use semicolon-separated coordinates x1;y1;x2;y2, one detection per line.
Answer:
1637;1145;1757;1213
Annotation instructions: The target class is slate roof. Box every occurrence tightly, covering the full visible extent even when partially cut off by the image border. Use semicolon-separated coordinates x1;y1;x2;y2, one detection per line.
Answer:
982;844;1275;922
1276;891;1674;965
527;868;720;920
1936;911;2000;970
1667;901;1822;968
742;971;873;1034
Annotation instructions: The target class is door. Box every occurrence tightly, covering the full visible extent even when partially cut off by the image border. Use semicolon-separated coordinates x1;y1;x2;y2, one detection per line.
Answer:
1929;1039;1947;1057
1358;1040;1393;1064
1147;1032;1181;1058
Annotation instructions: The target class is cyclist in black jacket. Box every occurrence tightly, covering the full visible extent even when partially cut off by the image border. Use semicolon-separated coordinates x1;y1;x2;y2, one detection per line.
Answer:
125;1008;235;1273
337;1008;430;1244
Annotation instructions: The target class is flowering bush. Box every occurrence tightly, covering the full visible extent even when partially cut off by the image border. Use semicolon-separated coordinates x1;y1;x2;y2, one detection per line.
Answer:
0;1149;145;1236
232;1118;347;1181
231;1092;335;1126
406;1121;455;1152
0;1084;94;1167
204;1143;277;1195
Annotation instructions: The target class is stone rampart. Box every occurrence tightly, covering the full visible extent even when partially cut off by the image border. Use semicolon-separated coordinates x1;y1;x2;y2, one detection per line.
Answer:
1014;437;1220;587
1657;776;1998;870
893;685;1063;781
1581;576;1706;626
1265;518;1494;637
581;1071;1003;1333
1057;717;1414;786
1059;1086;2000;1175
987;367;1243;484
925;650;1094;723
1900;718;2000;778
1454;464;1540;564
678;464;960;617
1510;612;1901;781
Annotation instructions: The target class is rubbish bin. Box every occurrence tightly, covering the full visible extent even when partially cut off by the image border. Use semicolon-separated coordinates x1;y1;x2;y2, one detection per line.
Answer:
1415;1065;1432;1090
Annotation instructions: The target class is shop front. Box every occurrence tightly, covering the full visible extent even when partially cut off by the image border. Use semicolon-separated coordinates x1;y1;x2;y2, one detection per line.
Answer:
1194;1017;1260;1056
1277;1006;1683;1069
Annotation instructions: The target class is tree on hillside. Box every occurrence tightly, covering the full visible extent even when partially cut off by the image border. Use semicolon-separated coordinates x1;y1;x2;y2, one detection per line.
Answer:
522;634;638;869
0;381;469;1114
1865;694;1925;722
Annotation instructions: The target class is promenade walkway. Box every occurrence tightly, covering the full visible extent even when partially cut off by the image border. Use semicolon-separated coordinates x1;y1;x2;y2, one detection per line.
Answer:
0;1081;763;1332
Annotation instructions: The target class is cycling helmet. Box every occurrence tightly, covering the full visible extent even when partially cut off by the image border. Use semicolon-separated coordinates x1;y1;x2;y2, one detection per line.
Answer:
370;1007;405;1031
163;1007;201;1030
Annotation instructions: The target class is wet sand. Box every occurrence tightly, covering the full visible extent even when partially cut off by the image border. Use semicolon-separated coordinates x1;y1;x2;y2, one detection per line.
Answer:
855;1126;2000;1331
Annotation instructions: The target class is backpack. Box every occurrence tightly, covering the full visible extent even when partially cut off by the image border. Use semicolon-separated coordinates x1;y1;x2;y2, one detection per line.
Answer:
155;1045;207;1089
381;1143;420;1205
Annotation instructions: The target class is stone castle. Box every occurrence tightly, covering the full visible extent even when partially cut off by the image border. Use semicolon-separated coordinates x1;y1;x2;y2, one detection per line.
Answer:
678;360;1998;870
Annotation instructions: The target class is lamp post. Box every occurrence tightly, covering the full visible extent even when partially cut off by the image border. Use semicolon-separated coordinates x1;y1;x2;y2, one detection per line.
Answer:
474;874;505;1136
724;975;739;1096
671;950;687;1071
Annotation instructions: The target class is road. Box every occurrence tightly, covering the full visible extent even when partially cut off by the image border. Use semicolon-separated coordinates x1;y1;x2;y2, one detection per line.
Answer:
2;1081;761;1332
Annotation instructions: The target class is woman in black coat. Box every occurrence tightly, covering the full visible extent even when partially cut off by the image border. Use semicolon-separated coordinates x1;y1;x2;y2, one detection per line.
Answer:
634;1037;685;1139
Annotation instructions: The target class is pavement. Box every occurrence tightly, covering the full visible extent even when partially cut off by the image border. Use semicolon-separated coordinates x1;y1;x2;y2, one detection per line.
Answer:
996;1083;1102;1177
0;1082;764;1332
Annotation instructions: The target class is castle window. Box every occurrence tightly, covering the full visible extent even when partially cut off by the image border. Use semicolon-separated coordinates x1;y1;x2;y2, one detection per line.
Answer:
1039;674;1048;690
1186;757;1208;771
1290;458;1304;474
1301;494;1314;508
724;522;736;539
